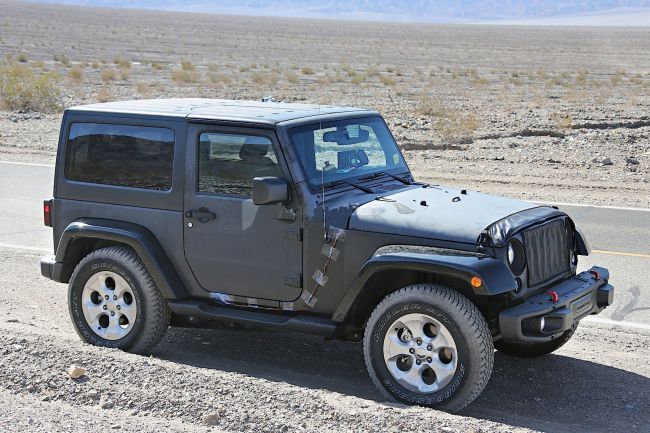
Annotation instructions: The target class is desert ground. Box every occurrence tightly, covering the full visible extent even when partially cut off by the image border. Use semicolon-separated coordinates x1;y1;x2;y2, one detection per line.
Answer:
1;1;650;432
1;0;650;206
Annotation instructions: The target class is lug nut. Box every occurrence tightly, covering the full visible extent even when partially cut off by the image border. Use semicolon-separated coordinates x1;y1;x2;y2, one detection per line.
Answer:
103;305;107;310
416;338;422;346
116;305;121;310
416;359;421;365
427;344;433;351
409;348;415;354
426;357;432;363
110;311;115;316
105;295;109;300
113;295;117;300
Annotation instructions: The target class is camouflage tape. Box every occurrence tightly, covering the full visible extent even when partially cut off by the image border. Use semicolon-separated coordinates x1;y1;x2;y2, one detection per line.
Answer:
321;243;340;261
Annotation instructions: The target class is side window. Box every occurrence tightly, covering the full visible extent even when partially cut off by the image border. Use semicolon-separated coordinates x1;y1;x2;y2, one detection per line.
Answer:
198;132;281;196
65;123;175;190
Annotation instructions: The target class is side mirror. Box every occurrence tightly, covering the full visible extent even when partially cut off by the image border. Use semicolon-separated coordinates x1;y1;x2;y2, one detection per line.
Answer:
252;177;289;205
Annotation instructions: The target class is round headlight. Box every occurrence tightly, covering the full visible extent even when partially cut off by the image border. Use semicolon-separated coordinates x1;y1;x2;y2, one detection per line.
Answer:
507;240;526;276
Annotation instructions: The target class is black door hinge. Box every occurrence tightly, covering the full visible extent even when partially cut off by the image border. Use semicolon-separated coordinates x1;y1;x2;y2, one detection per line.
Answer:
283;274;302;288
284;228;303;241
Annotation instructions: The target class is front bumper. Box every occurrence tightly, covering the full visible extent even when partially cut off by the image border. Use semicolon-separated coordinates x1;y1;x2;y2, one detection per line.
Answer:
499;266;614;343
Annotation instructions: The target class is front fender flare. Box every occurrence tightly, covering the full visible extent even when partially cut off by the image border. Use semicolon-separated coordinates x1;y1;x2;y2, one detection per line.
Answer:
332;253;517;322
55;218;187;299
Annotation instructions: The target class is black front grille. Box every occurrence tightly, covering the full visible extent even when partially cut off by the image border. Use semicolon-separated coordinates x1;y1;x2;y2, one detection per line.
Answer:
523;218;571;286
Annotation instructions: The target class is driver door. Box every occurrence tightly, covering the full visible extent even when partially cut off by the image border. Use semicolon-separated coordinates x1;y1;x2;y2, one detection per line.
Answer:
183;124;303;302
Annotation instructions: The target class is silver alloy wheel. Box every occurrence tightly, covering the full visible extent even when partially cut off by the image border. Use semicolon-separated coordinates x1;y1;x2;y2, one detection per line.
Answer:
383;313;458;393
81;271;137;340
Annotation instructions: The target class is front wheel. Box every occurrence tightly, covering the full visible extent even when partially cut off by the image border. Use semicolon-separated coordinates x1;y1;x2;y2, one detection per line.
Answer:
494;324;578;358
363;284;494;412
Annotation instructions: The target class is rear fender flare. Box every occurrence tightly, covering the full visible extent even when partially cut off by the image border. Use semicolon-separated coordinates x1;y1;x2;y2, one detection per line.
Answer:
55;218;187;299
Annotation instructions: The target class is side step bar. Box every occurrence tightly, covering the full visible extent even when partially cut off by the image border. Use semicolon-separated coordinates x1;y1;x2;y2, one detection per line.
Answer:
167;300;338;337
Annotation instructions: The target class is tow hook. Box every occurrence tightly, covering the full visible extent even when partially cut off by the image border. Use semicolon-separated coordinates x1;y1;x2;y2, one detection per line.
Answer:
547;290;559;303
589;269;601;280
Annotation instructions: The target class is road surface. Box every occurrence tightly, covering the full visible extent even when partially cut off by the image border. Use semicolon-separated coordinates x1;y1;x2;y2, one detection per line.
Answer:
0;160;648;433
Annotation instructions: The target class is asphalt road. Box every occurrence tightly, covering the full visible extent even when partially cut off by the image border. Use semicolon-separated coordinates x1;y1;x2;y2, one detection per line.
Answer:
1;160;649;433
1;160;648;327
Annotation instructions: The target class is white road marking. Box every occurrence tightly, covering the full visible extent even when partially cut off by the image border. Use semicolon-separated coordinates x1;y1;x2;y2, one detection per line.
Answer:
0;243;51;253
533;200;650;213
583;316;650;331
0;160;54;168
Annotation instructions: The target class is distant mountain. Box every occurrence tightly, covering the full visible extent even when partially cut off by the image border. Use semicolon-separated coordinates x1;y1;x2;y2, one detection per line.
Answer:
25;0;650;24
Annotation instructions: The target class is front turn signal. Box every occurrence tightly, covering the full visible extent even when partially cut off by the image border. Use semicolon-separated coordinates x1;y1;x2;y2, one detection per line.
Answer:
470;276;482;288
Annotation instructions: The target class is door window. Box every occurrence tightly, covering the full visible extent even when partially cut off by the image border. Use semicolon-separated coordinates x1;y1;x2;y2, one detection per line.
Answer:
198;132;281;196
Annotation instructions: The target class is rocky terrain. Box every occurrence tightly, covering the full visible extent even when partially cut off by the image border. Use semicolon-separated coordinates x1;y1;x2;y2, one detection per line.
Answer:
1;0;649;206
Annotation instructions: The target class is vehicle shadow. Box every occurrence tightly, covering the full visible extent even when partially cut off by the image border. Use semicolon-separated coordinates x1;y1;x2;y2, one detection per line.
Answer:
155;327;649;433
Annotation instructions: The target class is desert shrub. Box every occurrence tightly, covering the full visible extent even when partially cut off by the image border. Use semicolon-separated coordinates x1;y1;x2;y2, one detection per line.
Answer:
180;59;195;71
53;53;70;66
552;112;573;130
96;86;114;103
379;74;396;86
113;57;131;69
239;66;249;73
119;68;130;80
286;72;299;84
0;61;60;112
68;65;83;84
365;67;379;77
16;53;28;63
415;98;479;143
151;62;163;70
301;67;315;75
171;69;200;83
351;74;365;85
207;72;232;85
100;69;117;82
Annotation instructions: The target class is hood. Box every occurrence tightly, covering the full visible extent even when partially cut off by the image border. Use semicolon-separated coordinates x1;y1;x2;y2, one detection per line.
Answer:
348;186;555;245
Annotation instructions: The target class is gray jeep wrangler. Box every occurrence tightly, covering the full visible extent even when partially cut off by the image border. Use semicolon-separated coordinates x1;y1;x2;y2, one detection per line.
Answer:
41;98;614;411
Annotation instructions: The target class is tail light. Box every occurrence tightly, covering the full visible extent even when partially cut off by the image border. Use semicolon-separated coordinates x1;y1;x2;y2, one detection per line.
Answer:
43;199;52;227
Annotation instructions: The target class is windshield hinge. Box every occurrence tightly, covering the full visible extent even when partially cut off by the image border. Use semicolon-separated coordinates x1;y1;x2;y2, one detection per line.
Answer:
477;230;491;255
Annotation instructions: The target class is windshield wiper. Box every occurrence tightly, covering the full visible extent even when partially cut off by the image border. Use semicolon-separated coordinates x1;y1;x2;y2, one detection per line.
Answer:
360;171;412;185
323;179;375;194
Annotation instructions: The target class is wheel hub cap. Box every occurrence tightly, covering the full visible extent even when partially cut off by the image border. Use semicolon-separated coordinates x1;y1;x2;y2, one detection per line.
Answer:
81;271;137;340
383;313;458;393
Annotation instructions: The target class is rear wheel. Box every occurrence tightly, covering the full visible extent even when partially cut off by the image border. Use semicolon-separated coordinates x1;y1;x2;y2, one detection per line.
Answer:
363;284;494;412
68;245;171;354
494;324;578;357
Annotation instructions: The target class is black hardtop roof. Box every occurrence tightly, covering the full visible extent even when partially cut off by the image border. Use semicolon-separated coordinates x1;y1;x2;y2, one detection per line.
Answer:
67;98;377;125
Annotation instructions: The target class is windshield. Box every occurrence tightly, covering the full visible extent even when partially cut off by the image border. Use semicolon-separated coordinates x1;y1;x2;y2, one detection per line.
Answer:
288;117;409;189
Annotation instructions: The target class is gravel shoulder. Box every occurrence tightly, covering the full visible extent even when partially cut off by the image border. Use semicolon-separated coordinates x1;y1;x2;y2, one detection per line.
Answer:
1;249;649;433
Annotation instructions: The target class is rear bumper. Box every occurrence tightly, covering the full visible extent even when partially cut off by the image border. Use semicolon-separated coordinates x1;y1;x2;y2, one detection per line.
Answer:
40;254;67;282
499;266;613;343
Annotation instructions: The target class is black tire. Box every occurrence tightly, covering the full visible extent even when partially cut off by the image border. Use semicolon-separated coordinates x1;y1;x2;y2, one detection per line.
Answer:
363;284;494;412
68;245;171;354
494;324;578;358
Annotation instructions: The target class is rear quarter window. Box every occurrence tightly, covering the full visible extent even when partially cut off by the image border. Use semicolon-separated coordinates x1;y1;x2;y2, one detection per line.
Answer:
64;123;175;190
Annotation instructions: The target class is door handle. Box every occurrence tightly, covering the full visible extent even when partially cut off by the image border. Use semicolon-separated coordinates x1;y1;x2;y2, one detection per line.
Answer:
185;207;216;223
